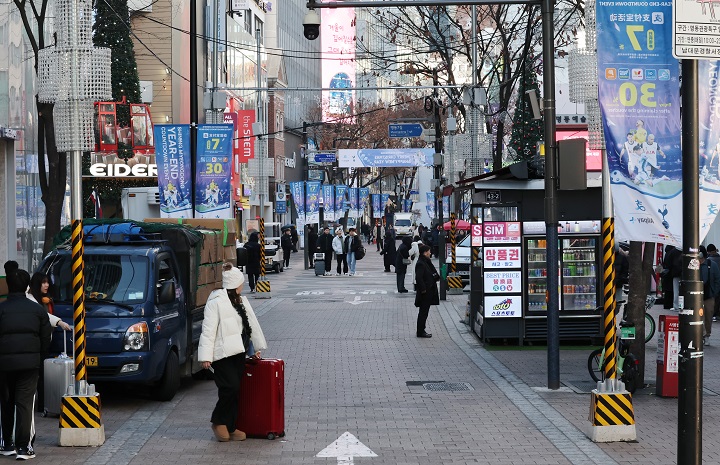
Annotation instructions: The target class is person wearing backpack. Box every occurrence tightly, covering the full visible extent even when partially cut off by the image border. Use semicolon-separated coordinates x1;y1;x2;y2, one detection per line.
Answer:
699;245;720;346
345;228;361;276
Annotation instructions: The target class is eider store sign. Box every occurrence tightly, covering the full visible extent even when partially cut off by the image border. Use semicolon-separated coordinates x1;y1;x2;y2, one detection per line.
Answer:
90;163;158;177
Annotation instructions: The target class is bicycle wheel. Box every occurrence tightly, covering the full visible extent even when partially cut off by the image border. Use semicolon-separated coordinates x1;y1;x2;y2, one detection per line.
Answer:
645;313;656;343
622;356;640;393
588;348;604;382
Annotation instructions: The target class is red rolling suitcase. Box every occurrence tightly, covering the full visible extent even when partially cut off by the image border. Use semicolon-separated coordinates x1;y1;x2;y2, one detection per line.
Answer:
236;358;285;439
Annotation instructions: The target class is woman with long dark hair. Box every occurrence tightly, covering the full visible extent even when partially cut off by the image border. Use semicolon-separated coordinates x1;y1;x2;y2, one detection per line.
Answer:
198;263;267;442
27;273;71;331
414;245;440;338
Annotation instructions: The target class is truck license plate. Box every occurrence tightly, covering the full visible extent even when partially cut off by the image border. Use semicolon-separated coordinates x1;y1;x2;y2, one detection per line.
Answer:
86;356;98;367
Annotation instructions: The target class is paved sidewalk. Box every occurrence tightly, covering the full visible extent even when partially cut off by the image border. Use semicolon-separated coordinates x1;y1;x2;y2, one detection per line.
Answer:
24;249;719;464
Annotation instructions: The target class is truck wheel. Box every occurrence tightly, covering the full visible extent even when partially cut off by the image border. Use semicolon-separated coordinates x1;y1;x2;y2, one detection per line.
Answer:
152;351;180;401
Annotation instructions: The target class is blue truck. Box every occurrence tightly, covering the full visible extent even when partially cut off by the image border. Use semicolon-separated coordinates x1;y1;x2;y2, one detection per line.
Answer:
40;220;215;401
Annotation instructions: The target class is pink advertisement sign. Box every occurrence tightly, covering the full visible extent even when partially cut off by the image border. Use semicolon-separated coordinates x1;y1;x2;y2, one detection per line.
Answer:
482;222;521;244
237;109;255;164
321;8;356;122
471;223;482;246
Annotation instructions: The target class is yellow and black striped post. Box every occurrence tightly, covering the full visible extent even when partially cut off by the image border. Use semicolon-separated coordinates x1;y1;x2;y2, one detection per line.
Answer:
602;217;617;380
589;391;635;427
59;219;104;446
71;219;87;383
447;213;463;291
255;217;272;296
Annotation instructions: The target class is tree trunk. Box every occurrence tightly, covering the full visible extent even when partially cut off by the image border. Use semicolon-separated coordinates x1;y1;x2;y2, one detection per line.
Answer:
626;240;655;386
37;100;68;254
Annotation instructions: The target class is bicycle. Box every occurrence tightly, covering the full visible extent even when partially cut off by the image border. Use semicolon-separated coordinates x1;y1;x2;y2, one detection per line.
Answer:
587;293;657;392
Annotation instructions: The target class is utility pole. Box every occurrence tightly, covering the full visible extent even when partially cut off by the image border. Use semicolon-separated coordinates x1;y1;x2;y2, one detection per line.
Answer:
189;0;198;214
433;68;447;301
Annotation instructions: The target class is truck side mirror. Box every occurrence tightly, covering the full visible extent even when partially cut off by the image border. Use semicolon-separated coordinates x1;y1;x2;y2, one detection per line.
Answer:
157;280;175;304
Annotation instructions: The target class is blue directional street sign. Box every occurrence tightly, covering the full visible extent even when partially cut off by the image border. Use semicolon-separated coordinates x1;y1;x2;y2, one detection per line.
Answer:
314;152;337;163
388;123;424;138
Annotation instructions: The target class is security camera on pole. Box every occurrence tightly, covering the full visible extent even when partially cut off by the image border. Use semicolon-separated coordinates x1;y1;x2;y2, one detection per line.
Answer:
37;0;111;446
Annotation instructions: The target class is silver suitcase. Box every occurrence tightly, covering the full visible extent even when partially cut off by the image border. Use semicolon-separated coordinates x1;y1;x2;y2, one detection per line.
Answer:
43;330;74;417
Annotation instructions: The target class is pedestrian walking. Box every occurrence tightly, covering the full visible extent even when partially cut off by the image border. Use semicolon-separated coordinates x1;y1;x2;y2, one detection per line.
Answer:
345;228;361;276
409;235;422;291
381;228;397;273
414;244;439;338
318;226;334;276
700;246;720;345
332;227;349;276
431;224;441;258
243;232;261;293
308;226;318;268
281;229;293;269
375;221;383;251
290;227;299;253
0;268;52;459
199;263;268;442
395;236;412;293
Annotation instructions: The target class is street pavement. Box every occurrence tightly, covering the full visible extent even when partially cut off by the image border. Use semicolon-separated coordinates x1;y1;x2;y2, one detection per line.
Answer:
26;244;720;464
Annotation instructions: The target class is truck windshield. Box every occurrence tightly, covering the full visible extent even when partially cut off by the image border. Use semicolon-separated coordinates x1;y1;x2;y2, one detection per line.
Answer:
395;219;411;227
47;255;149;305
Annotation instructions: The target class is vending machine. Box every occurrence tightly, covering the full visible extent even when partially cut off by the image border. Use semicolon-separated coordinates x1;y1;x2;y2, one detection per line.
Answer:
522;221;603;341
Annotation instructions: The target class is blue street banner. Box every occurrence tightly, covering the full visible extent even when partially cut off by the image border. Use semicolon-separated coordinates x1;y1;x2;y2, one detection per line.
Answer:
348;188;359;218
306;181;321;223
372;194;382;218
322;184;335;221
154;124;193;218
403;199;412;213
359;188;370;216
338;148;435;168
195;124;234;218
597;2;682;244
426;192;436;219
698;61;720;240
290;181;305;221
335;185;347;219
443;196;450;219
381;193;390;212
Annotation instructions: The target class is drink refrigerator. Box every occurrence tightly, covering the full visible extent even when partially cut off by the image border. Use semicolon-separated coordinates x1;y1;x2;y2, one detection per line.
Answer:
523;221;604;341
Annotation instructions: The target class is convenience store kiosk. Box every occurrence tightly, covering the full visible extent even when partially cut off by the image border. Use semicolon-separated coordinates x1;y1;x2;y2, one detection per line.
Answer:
469;173;604;344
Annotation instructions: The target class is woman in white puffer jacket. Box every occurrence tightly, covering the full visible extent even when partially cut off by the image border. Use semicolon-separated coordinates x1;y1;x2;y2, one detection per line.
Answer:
198;263;267;442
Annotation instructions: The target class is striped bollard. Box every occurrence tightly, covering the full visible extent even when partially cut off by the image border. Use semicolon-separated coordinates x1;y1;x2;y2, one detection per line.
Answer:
59;219;105;446
586;217;635;442
447;213;463;293
255;217;272;297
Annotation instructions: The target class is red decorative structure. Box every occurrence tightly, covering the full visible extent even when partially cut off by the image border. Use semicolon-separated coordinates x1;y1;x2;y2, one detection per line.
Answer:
94;97;154;156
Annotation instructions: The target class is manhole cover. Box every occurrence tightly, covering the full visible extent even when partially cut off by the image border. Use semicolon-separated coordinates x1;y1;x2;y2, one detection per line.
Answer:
423;382;474;392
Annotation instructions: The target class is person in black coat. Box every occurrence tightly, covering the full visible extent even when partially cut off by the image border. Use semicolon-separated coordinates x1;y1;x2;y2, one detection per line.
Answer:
414;244;439;338
308;226;319;267
375;221;382;251
318;226;334;275
395;236;412;293
290;227;299;252
0;268;52;459
243;232;262;292
381;230;397;272
281;229;293;268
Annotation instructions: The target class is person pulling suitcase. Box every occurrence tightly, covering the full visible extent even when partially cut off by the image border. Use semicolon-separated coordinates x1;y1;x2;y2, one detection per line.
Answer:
198;264;268;442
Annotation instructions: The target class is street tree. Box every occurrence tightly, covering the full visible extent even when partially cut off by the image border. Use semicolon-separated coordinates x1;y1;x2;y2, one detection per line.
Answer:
12;0;68;253
356;3;584;171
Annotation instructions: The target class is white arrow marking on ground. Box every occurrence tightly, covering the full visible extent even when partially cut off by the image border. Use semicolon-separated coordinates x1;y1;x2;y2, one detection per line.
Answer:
296;290;325;295
316;431;377;464
346;296;371;305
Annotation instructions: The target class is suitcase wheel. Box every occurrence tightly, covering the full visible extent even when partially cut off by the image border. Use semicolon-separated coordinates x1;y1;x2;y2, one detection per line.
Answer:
267;433;276;440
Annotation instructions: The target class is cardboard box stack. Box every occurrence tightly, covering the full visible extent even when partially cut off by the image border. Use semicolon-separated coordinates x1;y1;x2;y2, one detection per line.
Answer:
143;218;232;306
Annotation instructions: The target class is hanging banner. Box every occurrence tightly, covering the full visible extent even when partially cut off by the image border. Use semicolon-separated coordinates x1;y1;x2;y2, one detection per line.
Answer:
322;184;335;221
359;188;370;217
698;60;720;241
338;148;434;167
596;2;682;245
154;124;193;218
443;196;450;219
306;181;321;223
381;193;390;211
290;181;305;221
195;124;234;218
403;199;412;213
426;192;436;219
372;194;382;218
335;185;347;219
237;109;256;163
348;188;359;218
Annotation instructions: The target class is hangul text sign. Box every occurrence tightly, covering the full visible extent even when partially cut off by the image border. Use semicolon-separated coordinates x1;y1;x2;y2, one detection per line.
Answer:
484;271;522;294
482;221;521;244
483;246;521;268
